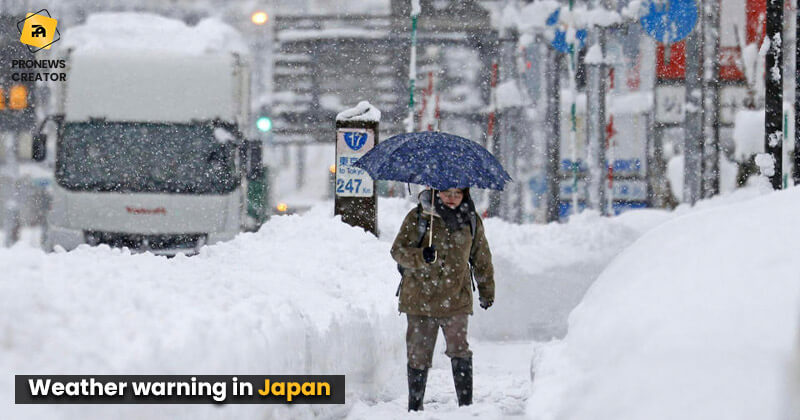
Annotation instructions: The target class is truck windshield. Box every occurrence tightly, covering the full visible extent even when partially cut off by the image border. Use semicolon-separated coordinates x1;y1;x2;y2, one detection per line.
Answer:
56;121;239;194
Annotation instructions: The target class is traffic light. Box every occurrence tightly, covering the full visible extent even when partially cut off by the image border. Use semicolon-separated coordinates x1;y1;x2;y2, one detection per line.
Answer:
256;116;272;133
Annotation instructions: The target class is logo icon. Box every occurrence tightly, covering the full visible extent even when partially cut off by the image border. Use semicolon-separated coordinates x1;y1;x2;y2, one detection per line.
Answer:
344;132;368;151
17;9;60;52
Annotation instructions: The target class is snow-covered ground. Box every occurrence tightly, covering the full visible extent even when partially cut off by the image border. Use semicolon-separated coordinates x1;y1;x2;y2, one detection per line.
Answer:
1;194;662;419
3;182;798;419
527;181;800;420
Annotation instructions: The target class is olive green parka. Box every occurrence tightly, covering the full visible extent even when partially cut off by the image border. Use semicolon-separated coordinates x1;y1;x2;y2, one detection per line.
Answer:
390;192;495;317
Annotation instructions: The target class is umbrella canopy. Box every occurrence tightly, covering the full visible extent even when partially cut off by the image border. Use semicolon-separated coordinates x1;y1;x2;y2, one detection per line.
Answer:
352;131;512;191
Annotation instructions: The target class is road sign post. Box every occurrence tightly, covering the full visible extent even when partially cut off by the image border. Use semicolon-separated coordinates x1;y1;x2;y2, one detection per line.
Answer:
764;0;783;190
334;102;380;236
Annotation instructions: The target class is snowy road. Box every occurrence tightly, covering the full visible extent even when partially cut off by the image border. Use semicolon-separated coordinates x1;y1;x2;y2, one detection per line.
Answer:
346;339;535;419
1;197;670;420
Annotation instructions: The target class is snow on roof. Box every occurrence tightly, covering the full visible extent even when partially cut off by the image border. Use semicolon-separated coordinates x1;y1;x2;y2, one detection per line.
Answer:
336;101;381;123
61;12;248;56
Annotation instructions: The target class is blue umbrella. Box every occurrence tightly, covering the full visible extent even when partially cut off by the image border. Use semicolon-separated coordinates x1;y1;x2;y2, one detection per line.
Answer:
353;131;512;191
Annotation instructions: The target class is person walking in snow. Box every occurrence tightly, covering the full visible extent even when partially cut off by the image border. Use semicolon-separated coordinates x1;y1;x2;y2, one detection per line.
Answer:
391;187;495;411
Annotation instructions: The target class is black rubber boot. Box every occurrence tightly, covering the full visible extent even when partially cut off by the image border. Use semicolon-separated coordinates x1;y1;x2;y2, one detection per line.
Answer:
451;357;473;406
408;365;428;411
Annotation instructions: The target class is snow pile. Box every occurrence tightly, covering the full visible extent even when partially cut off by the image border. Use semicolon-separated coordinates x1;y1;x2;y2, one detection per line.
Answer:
62;13;247;55
336;101;381;123
666;154;739;199
1;195;680;419
0;204;406;420
733;109;765;160
732;105;795;162
527;187;800;420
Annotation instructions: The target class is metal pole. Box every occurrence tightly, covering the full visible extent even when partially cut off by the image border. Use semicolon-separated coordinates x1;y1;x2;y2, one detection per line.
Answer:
702;0;721;197
545;48;562;222
765;0;783;189
796;0;800;185
585;26;607;214
2;131;20;247
487;61;502;218
684;13;704;205
405;9;419;133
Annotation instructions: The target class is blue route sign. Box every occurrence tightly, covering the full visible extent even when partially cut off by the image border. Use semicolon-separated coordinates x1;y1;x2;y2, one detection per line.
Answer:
551;28;587;54
640;0;698;44
545;8;588;54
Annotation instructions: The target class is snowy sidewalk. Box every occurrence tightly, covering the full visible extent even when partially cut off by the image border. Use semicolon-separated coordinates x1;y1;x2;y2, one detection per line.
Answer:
346;339;535;419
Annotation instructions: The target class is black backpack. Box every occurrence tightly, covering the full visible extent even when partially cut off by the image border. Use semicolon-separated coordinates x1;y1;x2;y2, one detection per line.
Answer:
395;205;478;296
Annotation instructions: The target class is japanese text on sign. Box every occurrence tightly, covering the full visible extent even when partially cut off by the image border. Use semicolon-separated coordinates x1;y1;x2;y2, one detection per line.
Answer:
335;128;374;197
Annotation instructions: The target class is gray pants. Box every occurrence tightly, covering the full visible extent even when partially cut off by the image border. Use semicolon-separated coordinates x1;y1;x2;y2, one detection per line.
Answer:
406;314;472;370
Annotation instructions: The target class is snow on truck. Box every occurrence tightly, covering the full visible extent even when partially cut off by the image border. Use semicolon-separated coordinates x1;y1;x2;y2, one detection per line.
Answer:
32;13;267;255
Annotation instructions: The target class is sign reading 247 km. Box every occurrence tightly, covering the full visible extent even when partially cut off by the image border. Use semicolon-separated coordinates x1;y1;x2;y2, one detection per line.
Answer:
335;128;375;197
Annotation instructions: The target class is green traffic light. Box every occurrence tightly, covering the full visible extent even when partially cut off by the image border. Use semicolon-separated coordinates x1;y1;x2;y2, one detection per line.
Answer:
256;116;272;132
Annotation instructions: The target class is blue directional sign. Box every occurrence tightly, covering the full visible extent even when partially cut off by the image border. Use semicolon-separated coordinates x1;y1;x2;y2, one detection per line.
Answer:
344;132;368;151
640;0;698;44
545;9;588;54
551;28;587;54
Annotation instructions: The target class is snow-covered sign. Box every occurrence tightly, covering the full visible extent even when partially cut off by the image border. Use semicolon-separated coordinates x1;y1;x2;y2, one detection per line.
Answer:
654;85;685;124
335;129;375;197
639;0;698;43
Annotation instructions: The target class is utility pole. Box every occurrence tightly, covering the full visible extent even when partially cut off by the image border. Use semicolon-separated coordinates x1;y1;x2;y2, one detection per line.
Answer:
764;0;783;189
585;26;607;214
487;60;501;218
684;13;703;205
701;0;721;197
545;48;561;222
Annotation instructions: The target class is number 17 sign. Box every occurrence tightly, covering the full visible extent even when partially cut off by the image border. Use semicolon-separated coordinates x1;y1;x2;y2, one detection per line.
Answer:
335;128;375;197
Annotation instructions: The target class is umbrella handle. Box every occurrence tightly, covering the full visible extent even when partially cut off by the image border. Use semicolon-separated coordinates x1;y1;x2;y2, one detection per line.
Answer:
429;190;434;247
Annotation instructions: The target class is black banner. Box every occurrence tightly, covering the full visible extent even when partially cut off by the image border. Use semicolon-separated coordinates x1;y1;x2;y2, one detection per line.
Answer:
15;375;345;404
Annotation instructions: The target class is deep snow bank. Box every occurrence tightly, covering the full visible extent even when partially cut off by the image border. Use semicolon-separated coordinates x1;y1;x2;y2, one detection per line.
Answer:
526;186;800;420
1;204;405;420
2;196;670;419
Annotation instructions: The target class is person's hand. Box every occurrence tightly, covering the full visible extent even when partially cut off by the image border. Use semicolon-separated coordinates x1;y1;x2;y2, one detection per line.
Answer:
422;246;437;263
479;297;493;310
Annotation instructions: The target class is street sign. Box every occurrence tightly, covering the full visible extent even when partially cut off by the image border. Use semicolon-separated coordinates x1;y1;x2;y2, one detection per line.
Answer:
551;28;587;54
335;128;375;197
720;85;749;125
655;85;686;124
640;0;698;44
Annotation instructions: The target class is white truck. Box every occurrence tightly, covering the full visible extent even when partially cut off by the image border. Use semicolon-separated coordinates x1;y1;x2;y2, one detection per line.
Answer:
33;14;264;255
